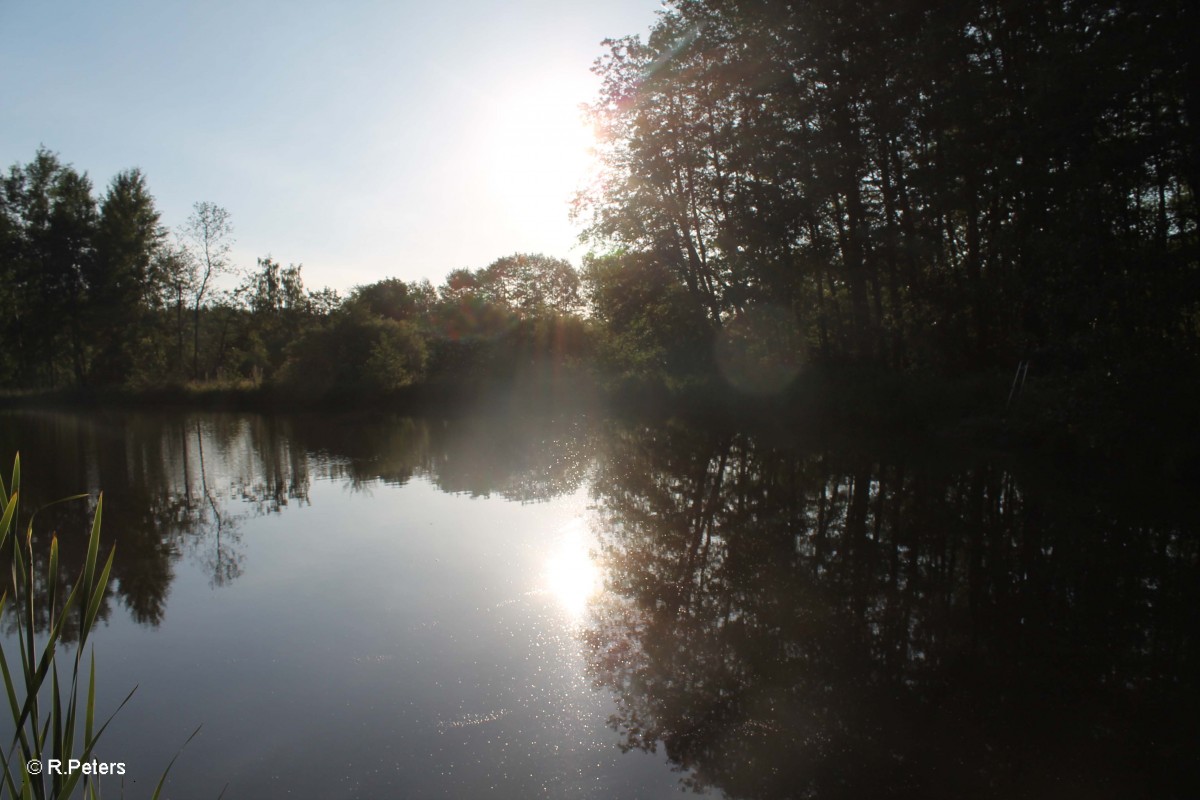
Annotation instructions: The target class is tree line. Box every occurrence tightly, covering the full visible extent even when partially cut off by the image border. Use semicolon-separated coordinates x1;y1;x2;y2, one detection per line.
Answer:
0;148;587;394
576;0;1197;379
4;0;1195;405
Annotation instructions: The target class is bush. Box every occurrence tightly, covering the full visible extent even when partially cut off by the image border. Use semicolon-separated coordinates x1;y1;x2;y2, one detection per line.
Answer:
278;308;428;398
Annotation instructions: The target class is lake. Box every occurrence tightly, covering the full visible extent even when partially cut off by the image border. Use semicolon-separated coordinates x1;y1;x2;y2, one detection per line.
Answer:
1;409;1196;799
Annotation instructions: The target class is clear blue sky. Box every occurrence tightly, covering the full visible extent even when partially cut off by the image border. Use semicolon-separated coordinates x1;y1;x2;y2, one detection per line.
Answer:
1;0;663;292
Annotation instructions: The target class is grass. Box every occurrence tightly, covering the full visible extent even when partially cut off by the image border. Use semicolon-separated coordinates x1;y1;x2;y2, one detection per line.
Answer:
0;454;198;799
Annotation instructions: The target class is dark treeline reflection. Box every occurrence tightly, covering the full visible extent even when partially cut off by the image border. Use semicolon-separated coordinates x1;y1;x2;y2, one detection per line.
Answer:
583;422;1199;799
0;410;595;634
1;412;313;633
4;411;1196;796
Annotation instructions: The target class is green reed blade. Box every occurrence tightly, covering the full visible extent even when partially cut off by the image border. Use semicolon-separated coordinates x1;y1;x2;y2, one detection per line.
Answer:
56;687;137;800
148;725;202;800
84;651;95;745
81;549;116;644
0;492;18;552
82;497;102;610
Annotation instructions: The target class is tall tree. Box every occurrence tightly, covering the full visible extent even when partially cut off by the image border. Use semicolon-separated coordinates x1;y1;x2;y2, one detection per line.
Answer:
241;257;313;378
1;149;80;385
179;202;233;379
0;164;23;383
90;168;163;383
580;0;1199;375
45;165;98;385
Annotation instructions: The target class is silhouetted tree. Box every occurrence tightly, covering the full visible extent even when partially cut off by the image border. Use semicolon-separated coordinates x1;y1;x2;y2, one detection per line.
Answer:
179;201;234;379
89;168;164;383
580;0;1199;377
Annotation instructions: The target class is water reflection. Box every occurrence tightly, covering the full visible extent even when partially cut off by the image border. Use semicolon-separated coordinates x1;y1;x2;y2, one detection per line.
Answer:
582;420;1199;798
297;413;593;501
545;519;602;620
0;412;313;631
0;410;596;634
1;410;1195;797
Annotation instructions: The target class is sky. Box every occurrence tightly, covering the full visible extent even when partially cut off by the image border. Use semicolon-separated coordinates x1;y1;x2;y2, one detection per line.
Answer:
0;0;664;292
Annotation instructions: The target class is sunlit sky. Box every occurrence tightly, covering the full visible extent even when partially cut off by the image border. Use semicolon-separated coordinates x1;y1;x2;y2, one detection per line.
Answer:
0;0;663;292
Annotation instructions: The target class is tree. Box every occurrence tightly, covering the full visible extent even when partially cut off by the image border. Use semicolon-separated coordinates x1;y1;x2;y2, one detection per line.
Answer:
89;168;164;383
279;306;428;397
151;241;197;378
583;251;713;380
0;149;96;386
349;277;433;322
45;165;98;385
477;253;582;315
240;257;315;379
179;202;234;379
578;0;1200;380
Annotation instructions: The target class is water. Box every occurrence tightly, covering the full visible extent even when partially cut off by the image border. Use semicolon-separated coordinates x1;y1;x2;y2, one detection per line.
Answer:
0;409;1196;799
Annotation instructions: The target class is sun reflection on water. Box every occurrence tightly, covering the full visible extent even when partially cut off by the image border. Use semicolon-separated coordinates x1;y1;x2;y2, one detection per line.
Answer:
544;519;601;621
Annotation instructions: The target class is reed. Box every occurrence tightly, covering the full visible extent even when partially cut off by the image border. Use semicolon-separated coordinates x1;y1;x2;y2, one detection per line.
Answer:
0;454;193;799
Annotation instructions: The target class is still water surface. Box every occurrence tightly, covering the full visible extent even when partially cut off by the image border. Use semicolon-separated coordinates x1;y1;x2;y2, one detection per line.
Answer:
0;409;1196;799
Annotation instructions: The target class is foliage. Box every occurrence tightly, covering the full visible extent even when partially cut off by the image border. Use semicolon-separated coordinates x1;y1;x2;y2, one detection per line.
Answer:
148;241;197;381
583;251;713;381
0;150;96;387
0;163;594;398
578;0;1199;381
475;253;582;316
0;153;169;388
235;258;328;380
88;170;164;384
347;277;434;323
278;307;429;397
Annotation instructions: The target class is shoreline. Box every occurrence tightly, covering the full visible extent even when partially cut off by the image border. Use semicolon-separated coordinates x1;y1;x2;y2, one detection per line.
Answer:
3;367;1195;485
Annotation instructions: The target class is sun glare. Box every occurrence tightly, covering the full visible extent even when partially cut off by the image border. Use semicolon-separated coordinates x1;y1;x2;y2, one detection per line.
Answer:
545;519;601;620
480;72;598;248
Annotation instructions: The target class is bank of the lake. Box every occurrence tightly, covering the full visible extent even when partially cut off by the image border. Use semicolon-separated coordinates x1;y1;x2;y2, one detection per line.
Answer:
4;363;1196;483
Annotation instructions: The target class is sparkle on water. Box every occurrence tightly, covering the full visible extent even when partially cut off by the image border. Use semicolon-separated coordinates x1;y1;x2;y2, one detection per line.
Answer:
544;518;601;620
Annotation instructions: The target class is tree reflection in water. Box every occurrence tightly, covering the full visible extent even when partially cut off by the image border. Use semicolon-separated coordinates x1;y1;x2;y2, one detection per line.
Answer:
0;412;314;631
583;421;1199;799
2;410;1196;796
0;410;595;633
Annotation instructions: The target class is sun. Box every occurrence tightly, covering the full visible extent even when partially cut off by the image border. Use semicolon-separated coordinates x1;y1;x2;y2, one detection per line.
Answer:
479;72;598;249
